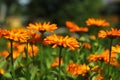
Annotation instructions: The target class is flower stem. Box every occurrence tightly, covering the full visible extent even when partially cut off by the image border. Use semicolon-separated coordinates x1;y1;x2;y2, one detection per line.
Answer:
58;47;62;80
108;39;113;79
10;40;15;80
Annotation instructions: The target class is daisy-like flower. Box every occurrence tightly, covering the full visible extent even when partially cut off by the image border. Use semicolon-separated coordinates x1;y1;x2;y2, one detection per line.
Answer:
86;18;110;27
82;42;91;49
51;57;63;68
66;61;90;76
98;28;120;39
65;21;88;32
43;34;79;50
3;28;31;43
27;22;57;32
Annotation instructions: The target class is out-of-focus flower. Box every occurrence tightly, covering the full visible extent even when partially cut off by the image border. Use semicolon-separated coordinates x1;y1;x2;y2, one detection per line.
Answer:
43;34;79;50
51;57;63;68
66;62;90;76
112;45;120;53
82;42;91;49
95;74;104;80
86;18;110;27
0;69;5;75
65;21;88;32
98;28;120;39
27;22;57;32
89;35;96;40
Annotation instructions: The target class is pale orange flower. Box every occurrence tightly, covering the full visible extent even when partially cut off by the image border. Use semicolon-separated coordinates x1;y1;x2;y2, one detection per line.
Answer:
27;22;57;32
43;34;79;50
0;69;5;75
66;61;90;76
86;18;110;27
51;57;63;68
65;21;88;32
98;28;120;39
95;74;104;80
82;42;91;49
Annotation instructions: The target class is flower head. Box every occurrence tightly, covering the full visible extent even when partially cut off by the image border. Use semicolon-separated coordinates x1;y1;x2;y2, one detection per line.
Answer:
86;18;110;27
27;22;57;32
51;57;63;68
43;34;79;50
65;21;88;32
98;28;120;39
66;62;90;76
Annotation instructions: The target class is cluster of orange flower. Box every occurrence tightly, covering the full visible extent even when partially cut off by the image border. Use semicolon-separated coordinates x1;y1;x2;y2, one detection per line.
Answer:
65;21;88;32
86;18;110;27
43;34;80;50
0;42;39;59
66;62;90;76
89;47;120;67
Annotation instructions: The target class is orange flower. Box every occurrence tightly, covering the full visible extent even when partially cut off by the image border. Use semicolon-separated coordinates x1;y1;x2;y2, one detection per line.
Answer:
27;22;57;32
82;42;91;49
65;21;88;32
51;57;63;68
3;28;31;43
0;69;5;75
95;74;104;80
98;28;120;39
86;18;110;27
66;62;90;76
43;34;79;50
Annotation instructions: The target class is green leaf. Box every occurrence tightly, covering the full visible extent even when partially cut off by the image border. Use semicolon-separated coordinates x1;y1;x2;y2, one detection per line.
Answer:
0;58;6;68
3;72;12;79
30;66;38;80
18;77;26;80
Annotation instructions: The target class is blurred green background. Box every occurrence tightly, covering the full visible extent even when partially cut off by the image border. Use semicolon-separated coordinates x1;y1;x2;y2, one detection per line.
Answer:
0;0;120;28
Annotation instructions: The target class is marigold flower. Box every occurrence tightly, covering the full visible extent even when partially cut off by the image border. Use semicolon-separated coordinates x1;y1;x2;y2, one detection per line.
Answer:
95;74;104;80
65;21;88;32
27;22;57;32
82;42;91;49
86;18;110;27
0;69;5;75
66;62;90;76
43;34;79;50
51;57;63;68
98;28;120;39
3;28;31;43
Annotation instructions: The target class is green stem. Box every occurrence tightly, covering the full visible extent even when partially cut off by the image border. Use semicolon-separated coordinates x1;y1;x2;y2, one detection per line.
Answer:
108;39;113;79
10;40;15;80
58;47;62;80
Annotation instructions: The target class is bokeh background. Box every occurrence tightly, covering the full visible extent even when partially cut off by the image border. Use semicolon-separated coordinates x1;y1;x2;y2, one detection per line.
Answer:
0;0;120;28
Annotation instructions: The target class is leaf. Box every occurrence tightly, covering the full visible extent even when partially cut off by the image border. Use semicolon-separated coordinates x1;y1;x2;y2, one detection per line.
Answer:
3;72;12;79
18;77;26;80
0;58;6;68
30;66;38;80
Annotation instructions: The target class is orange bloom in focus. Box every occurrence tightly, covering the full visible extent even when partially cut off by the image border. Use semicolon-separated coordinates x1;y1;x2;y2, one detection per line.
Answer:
86;18;110;27
51;57;63;68
66;62;90;76
43;34;79;50
3;29;31;43
27;22;57;32
65;21;88;32
98;28;120;39
82;42;91;49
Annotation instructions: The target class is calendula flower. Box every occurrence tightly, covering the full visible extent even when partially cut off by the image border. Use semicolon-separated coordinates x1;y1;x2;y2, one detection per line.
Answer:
65;21;88;32
51;57;63;68
82;42;91;49
112;45;120;53
66;61;90;76
27;22;57;32
95;74;104;80
43;34;79;50
86;18;110;27
98;28;120;39
3;28;31;43
0;69;5;75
